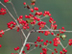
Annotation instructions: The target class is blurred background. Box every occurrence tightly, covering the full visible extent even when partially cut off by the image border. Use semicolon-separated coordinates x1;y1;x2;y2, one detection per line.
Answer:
0;0;72;54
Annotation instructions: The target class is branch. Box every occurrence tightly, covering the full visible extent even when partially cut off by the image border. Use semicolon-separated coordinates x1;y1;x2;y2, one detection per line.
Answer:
19;32;31;54
65;43;69;49
36;29;72;33
0;25;18;34
10;2;18;18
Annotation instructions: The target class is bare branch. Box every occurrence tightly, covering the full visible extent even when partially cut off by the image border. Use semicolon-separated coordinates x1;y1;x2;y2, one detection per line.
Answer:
36;29;72;33
10;2;18;18
19;32;31;54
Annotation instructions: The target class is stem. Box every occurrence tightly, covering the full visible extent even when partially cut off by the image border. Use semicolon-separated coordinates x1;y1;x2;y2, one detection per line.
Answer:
19;32;31;54
36;29;72;33
20;31;23;46
26;47;36;54
0;25;18;34
65;43;69;49
10;2;18;18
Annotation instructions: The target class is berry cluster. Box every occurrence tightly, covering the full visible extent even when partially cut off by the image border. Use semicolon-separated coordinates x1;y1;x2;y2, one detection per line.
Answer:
26;43;30;50
0;8;6;15
68;39;72;46
0;30;4;37
38;21;46;30
7;21;16;29
53;37;60;47
17;15;29;30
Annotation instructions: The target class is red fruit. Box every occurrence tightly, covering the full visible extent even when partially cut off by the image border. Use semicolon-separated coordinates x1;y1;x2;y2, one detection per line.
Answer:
19;15;23;18
34;7;39;11
0;34;2;37
26;44;30;47
11;53;14;54
37;36;40;39
49;41;52;44
46;40;48;43
55;50;58;53
30;8;34;12
40;52;43;54
31;3;35;5
23;53;26;54
0;30;4;35
54;48;57;51
23;2;26;5
22;51;25;53
44;42;47;45
52;52;54;54
63;48;66;52
0;8;6;15
41;39;43;42
62;27;65;30
4;0;9;3
35;44;38;47
48;13;51;16
7;21;16;29
51;32;54;35
0;44;2;48
27;47;30;50
25;15;28;18
14;48;17;51
60;51;63;54
17;46;19;50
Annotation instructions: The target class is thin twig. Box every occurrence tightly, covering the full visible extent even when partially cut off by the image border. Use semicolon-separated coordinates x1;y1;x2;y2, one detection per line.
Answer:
65;43;69;49
40;16;46;19
26;42;55;53
20;31;23;46
0;25;18;34
36;29;72;33
10;2;18;18
19;32;31;54
26;47;36;54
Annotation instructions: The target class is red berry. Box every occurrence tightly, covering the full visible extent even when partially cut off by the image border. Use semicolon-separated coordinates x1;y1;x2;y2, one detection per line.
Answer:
23;2;26;5
49;41;52;44
62;27;65;30
22;51;25;53
37;36;40;39
14;48;17;51
54;48;57;51
41;39;43;42
19;15;23;18
52;52;54;54
46;40;48;43
30;8;34;12
0;44;2;48
51;32;54;35
60;51;63;54
4;0;9;3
